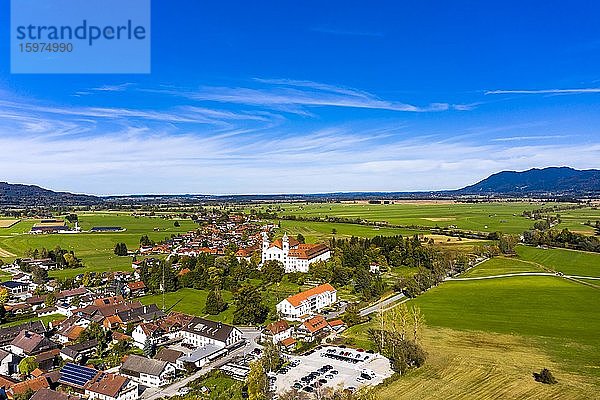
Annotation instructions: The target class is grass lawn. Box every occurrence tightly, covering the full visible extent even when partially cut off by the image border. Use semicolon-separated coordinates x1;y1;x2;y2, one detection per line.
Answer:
516;245;600;277
0;313;64;328
139;288;236;324
187;371;244;400
461;256;545;278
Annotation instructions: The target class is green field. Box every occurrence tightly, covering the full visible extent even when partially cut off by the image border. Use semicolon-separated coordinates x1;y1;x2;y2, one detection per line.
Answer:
275;219;422;243
517;245;600;277
140;288;236;323
343;245;600;399
261;201;545;234
461;256;545;278
0;213;198;278
554;207;600;235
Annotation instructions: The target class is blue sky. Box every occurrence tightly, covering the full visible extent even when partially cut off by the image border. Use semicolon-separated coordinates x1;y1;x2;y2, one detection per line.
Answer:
1;1;599;195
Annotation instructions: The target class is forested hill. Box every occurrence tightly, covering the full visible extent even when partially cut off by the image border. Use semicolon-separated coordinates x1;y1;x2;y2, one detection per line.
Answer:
0;182;102;206
457;167;600;195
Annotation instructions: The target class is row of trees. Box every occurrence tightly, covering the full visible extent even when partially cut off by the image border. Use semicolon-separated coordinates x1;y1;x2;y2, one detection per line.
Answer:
523;227;600;253
369;304;426;374
22;246;82;269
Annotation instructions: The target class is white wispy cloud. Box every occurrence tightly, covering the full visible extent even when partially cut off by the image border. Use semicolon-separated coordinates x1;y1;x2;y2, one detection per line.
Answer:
492;135;569;142
186;84;456;113
486;88;600;95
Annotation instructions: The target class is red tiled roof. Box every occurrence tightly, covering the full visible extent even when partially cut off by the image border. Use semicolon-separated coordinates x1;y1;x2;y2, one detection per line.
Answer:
8;376;49;397
266;320;290;335
288;244;329;260
280;337;297;347
301;315;329;334
285;283;336;307
84;373;128;398
127;281;146;290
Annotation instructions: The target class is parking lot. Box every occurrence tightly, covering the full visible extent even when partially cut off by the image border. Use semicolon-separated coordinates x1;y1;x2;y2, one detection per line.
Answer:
274;346;393;396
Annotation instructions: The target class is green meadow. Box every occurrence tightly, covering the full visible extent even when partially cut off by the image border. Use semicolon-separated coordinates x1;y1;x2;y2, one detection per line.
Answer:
414;277;598;367
256;201;549;234
274;219;422;242
461;256;545;278
516;245;600;277
0;213;198;277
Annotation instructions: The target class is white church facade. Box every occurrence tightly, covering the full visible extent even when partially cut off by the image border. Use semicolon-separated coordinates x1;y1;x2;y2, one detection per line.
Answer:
261;232;331;273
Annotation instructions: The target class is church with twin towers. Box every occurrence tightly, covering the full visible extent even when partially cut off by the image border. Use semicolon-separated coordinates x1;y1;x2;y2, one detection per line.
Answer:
261;232;331;273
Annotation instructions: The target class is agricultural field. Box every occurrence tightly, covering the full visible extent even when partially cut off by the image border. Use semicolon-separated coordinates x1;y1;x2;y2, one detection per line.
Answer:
461;256;545;278
554;207;600;235
274;219;422;242
0;219;20;229
342;246;600;399
0;212;198;278
516;245;600;277
253;201;555;234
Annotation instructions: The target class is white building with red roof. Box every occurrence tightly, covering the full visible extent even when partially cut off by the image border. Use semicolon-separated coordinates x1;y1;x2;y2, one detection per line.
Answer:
261;232;330;273
276;283;337;321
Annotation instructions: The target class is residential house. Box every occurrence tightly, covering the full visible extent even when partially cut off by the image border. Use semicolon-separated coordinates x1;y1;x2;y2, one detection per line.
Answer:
120;355;175;388
0;349;14;375
180;317;243;349
10;330;57;356
276;283;337;321
0;281;30;298
125;281;147;298
279;337;297;351
34;348;60;371
262;320;293;344
295;315;330;342
31;388;81;400
0;321;46;349
132;323;165;349
153;348;183;370
7;376;50;400
60;339;98;362
84;372;139;400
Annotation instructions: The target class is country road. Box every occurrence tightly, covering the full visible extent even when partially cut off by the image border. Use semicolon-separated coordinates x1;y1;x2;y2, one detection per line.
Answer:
359;292;406;316
447;272;600;281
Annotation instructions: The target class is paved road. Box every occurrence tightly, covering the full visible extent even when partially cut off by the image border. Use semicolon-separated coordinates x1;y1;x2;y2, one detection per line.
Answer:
359;292;406;317
447;272;600;281
140;327;262;400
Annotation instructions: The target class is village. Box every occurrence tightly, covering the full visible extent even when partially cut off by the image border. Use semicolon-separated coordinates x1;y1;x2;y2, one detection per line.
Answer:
0;212;394;400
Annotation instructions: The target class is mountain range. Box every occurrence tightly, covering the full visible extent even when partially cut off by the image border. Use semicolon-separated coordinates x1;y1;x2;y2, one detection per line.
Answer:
1;167;599;206
457;167;600;195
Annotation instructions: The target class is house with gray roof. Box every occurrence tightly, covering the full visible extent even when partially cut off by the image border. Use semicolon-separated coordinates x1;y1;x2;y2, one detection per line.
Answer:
180;317;242;349
120;354;175;388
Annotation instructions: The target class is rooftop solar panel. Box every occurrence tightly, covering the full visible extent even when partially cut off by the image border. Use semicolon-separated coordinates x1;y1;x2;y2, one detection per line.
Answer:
59;363;99;387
